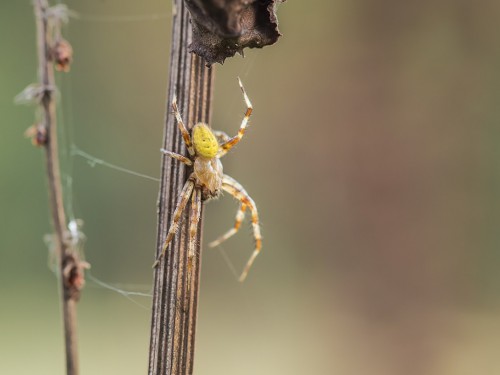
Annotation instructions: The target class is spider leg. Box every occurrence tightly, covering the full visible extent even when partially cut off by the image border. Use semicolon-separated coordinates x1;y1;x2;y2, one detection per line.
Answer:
221;175;262;282
208;202;247;247
188;187;202;261
172;94;195;156
160;148;193;166
219;78;253;156
153;174;195;268
212;130;230;143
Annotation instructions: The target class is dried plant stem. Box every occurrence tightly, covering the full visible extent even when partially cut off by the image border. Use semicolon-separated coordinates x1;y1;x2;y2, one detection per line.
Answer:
148;0;213;374
34;1;82;374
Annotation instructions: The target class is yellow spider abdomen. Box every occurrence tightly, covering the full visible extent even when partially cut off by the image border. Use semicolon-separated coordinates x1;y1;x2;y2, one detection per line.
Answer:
192;123;219;158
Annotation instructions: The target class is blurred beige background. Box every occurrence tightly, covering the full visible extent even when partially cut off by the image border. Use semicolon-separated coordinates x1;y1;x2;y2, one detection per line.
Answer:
2;1;500;374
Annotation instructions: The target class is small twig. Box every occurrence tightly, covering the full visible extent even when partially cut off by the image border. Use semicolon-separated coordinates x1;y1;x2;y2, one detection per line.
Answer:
33;1;83;374
148;0;213;374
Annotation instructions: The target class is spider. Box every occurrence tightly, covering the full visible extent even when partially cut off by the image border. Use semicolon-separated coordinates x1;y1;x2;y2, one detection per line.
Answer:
152;78;262;282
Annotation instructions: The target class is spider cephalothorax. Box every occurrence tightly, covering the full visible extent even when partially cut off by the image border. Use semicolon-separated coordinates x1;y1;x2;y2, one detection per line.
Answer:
153;78;262;282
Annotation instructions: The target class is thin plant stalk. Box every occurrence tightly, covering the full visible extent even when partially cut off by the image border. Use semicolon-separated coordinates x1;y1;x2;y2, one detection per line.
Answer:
34;1;83;374
148;0;213;374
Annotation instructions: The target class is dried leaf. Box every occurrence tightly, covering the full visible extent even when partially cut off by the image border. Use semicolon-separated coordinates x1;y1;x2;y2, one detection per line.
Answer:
185;0;285;65
51;38;73;72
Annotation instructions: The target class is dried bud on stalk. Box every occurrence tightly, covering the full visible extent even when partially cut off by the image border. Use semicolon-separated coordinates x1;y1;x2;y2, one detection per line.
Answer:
24;123;48;147
185;0;285;65
63;254;90;301
51;38;73;72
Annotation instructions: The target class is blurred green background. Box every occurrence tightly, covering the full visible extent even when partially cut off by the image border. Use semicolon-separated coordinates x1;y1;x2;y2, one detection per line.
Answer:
2;0;500;374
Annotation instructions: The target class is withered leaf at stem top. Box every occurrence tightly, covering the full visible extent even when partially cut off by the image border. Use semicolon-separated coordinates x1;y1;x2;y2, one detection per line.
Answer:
185;0;285;66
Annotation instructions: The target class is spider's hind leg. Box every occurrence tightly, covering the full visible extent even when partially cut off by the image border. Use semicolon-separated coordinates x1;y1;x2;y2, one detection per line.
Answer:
221;175;262;282
208;202;247;248
153;174;195;268
188;188;202;271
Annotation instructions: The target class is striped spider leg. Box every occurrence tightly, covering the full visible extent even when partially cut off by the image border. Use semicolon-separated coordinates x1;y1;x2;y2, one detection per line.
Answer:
210;175;262;282
153;78;262;282
216;78;253;158
152;172;196;268
151;171;203;270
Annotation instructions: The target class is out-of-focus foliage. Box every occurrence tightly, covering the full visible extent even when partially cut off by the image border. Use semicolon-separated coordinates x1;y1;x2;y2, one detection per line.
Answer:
2;1;500;374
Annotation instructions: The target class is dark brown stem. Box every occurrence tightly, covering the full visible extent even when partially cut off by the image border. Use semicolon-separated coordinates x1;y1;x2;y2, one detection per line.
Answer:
148;1;213;374
34;1;82;374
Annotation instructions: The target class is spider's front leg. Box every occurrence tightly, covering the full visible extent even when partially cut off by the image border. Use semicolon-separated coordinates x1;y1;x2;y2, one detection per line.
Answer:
218;78;253;157
153;174;195;268
172;94;195;156
212;130;230;145
160;149;192;166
